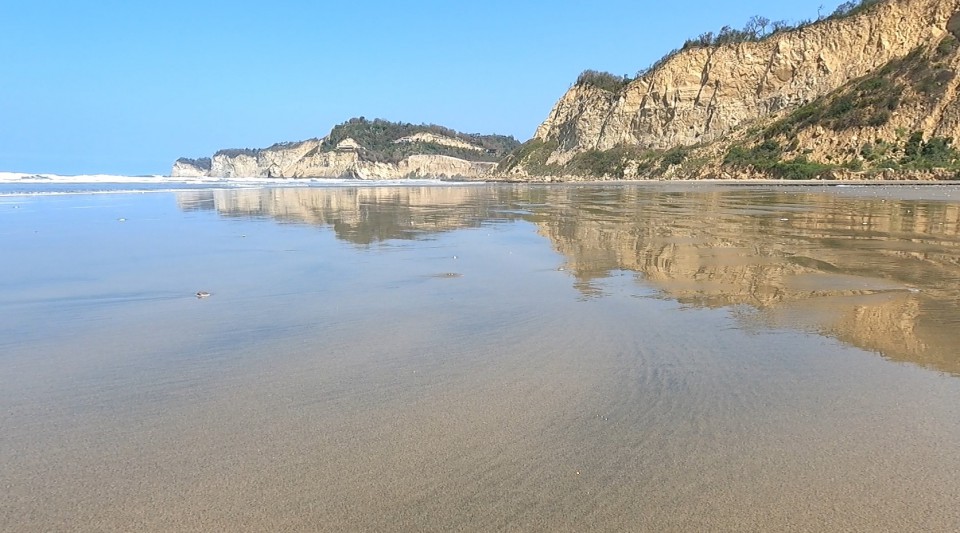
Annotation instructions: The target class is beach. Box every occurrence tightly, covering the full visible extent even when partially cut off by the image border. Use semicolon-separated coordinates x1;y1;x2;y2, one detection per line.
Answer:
2;182;959;531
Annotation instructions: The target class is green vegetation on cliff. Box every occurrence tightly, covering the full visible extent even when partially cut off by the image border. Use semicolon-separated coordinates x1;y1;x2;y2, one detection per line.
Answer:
175;157;212;170
575;70;631;93
499;140;704;180
179;118;520;174
736;36;960;177
763;38;957;142
521;27;960;181
869;133;960;170
214;148;260;158
724;141;843;179
497;139;560;174
723;133;960;179
321;118;519;164
576;0;892;92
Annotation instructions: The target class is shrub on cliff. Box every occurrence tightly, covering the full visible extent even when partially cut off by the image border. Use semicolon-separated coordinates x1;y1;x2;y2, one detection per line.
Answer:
660;146;693;168
937;35;959;57
829;0;884;20
724;141;838;179
214;148;260;158
175;157;212;171
498;139;560;175
769;157;837;180
901;134;960;169
567;145;643;178
575;70;631;93
657;1;889;74
323;118;519;164
600;1;893;85
764;69;903;138
724;140;782;170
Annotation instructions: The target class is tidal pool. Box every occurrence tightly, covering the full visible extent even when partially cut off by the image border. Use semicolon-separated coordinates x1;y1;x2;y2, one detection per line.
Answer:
2;183;959;531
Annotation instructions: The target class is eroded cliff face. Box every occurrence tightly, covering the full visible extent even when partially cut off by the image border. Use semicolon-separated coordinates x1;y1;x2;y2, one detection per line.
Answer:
172;160;209;177
173;135;499;180
353;155;496;180
515;0;960;175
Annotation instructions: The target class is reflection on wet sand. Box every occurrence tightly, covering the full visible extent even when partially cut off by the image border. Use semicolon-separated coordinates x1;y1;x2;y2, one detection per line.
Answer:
182;185;960;375
6;185;960;531
179;186;503;244
534;187;960;376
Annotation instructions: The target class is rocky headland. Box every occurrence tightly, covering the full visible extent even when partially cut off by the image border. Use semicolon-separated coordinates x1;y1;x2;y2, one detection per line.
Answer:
174;0;960;182
499;0;960;181
173;118;519;180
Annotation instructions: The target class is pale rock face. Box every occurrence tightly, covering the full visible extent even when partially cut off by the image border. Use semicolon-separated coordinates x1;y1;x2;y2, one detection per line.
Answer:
211;154;260;178
352;155;496;180
171;161;207;177
529;0;960;167
295;149;360;178
393;133;484;151
172;139;495;180
259;140;324;177
335;138;362;151
395;155;496;178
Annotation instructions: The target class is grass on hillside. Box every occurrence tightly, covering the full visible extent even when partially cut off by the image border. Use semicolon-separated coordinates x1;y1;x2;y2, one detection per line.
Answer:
322;118;520;164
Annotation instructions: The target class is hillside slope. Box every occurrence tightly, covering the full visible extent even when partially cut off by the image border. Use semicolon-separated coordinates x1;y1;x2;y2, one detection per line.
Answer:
173;118;519;180
501;0;960;180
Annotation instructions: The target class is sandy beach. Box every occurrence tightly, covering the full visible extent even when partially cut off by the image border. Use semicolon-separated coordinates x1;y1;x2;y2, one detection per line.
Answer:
2;182;959;531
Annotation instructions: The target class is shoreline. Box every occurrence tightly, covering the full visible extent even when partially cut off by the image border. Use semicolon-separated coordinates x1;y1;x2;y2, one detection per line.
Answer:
3;170;960;188
474;178;960;186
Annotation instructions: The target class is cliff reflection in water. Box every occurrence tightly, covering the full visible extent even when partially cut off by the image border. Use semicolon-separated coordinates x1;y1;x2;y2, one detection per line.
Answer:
178;186;510;244
178;185;960;375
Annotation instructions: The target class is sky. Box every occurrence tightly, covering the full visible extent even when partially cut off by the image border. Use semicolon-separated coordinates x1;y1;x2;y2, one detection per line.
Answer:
1;0;851;175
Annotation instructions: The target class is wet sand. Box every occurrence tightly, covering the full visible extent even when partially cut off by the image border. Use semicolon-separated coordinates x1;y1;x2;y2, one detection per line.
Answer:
2;185;960;531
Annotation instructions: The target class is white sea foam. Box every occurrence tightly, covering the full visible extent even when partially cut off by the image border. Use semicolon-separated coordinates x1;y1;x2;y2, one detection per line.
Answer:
0;172;460;195
0;172;227;186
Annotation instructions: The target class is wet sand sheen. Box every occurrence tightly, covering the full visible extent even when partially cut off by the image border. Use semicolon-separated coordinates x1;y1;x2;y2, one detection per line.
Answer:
2;185;960;531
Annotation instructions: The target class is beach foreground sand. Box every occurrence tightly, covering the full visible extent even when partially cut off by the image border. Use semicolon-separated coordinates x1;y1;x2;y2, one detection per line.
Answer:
2;183;959;531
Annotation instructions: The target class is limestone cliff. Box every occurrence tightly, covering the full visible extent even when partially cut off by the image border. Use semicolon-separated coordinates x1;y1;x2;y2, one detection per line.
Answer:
173;118;518;180
503;0;960;180
172;157;211;177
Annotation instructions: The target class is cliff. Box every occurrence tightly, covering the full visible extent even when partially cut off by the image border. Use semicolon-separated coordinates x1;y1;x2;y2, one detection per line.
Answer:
502;0;960;180
173;118;519;180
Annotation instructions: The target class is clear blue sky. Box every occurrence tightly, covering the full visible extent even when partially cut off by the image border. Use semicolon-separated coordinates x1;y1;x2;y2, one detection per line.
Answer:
1;1;847;175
